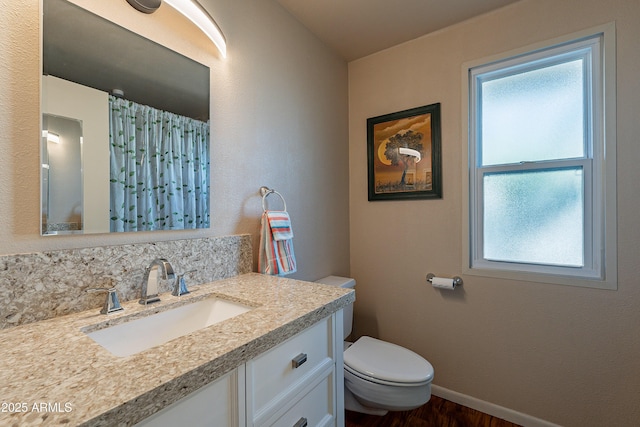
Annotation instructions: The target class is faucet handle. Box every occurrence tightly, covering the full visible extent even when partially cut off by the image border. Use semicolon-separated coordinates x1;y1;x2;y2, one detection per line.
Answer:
172;270;195;297
87;287;124;315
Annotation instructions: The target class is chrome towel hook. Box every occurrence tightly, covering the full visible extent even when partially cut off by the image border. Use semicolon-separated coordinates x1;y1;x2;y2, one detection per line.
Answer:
260;186;287;211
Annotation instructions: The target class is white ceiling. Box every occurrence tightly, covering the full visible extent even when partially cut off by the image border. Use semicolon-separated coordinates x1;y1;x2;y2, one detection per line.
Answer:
275;0;521;61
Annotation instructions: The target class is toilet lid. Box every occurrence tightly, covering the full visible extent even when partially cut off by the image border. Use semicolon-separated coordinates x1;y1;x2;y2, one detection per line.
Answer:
344;336;434;384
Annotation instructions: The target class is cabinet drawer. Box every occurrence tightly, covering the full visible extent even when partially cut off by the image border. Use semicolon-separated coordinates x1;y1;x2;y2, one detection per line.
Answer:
270;373;334;427
249;317;332;415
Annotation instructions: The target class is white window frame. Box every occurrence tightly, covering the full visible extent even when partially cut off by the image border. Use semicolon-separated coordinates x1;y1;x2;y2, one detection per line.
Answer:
461;24;617;289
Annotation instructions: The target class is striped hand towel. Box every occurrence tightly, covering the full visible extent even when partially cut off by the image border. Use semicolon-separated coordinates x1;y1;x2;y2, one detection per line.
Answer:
259;210;297;276
267;211;294;240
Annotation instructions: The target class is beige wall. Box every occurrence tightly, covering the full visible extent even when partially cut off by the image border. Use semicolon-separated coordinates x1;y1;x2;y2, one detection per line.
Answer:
0;0;349;281
349;0;640;426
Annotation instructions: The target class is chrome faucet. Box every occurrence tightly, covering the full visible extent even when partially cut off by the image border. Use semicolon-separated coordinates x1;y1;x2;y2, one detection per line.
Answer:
87;287;124;314
140;258;175;305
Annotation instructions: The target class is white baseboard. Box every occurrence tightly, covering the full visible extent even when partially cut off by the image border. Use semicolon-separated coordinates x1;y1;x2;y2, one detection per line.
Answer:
431;385;562;427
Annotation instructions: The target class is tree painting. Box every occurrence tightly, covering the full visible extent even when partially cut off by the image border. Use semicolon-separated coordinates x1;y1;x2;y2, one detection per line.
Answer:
383;130;424;186
372;113;432;193
367;103;442;200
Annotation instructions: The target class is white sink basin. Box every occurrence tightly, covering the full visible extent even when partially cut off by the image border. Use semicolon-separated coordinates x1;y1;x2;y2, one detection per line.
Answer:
85;297;253;357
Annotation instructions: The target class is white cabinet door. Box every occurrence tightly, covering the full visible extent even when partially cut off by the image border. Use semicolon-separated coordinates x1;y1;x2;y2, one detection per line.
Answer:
249;317;333;416
136;367;244;427
246;311;344;427
269;372;335;427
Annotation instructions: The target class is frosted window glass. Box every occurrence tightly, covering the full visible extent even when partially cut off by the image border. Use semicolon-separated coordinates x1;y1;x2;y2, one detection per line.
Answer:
481;60;585;166
483;168;584;267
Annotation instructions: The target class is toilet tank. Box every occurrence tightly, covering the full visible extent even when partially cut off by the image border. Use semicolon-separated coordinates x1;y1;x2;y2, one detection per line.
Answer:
315;276;355;340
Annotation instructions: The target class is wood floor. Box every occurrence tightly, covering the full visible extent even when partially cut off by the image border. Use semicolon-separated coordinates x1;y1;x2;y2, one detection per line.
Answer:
345;395;522;427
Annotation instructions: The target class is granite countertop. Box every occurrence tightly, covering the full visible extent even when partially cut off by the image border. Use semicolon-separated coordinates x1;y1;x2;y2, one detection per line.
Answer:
0;273;354;426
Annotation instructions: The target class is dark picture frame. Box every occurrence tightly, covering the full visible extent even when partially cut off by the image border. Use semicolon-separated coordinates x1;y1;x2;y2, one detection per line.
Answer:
367;103;442;201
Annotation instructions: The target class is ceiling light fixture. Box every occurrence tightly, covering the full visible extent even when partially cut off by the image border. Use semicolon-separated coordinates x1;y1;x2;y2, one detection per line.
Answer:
126;0;162;14
126;0;227;58
164;0;226;58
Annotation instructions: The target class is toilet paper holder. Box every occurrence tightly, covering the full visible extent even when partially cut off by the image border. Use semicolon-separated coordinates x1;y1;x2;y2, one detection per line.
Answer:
426;273;463;287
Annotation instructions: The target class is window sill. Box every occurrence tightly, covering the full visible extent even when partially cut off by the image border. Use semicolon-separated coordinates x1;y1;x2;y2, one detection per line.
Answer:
463;265;617;290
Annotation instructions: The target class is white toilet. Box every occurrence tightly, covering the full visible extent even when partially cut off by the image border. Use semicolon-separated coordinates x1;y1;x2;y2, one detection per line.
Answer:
316;276;434;416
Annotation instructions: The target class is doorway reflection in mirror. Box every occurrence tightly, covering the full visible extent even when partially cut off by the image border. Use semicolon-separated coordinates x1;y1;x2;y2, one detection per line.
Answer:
41;114;84;235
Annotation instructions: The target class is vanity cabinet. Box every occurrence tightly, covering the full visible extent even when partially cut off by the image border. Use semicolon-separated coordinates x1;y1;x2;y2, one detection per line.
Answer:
135;368;244;427
136;310;344;427
246;312;343;427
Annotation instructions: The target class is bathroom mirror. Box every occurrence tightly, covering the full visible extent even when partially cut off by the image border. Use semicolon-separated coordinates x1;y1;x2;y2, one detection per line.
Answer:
41;0;210;235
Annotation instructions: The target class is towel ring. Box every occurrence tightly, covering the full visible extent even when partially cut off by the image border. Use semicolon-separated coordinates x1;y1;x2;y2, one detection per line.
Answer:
260;186;287;211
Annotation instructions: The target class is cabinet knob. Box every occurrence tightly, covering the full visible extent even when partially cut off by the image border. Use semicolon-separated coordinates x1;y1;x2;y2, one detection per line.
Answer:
292;353;307;369
293;417;308;427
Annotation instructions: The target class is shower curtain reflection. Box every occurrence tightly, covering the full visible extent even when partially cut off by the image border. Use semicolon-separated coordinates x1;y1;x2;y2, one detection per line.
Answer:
109;96;210;232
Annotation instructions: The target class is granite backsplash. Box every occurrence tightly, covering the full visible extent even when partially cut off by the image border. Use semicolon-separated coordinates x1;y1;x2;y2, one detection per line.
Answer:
0;235;252;330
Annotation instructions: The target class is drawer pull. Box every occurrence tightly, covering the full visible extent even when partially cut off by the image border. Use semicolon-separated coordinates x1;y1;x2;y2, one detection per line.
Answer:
292;353;307;369
293;417;308;427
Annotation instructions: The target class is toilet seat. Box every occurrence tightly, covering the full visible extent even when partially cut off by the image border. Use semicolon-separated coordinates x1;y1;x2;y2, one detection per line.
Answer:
344;336;434;386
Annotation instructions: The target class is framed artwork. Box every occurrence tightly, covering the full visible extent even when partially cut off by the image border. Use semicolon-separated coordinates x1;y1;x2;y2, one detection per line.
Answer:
367;103;442;201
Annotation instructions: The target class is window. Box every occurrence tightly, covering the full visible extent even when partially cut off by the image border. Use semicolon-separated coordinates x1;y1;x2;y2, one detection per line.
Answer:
464;25;616;288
